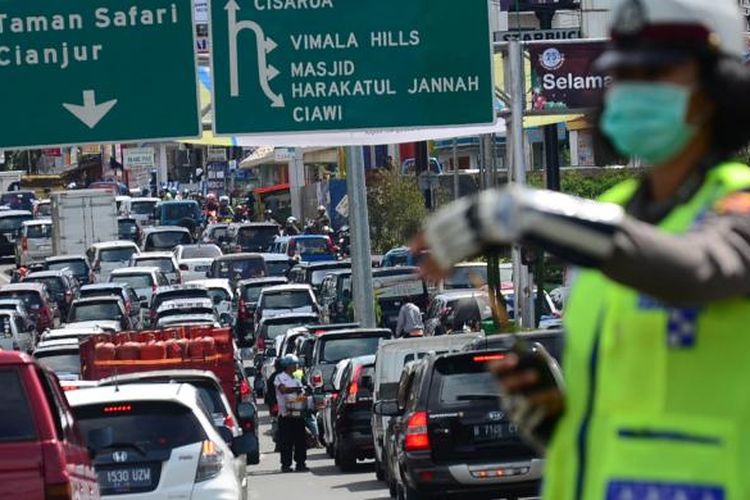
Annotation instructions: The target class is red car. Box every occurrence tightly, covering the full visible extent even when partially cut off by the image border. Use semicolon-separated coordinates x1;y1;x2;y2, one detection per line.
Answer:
0;282;58;335
0;351;99;499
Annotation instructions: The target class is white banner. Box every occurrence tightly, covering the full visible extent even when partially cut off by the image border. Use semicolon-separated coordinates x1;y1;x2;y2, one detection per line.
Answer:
124;147;155;169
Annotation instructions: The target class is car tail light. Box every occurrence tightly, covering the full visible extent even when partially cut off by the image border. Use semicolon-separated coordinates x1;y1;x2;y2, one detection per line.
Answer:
345;365;362;404
44;482;72;500
21;237;28;251
103;404;132;413
195;440;225;482
473;354;506;363
287;240;296;257
311;370;323;388
239;379;251;399
404;411;430;452
256;335;265;350
224;414;236;429
238;298;247;321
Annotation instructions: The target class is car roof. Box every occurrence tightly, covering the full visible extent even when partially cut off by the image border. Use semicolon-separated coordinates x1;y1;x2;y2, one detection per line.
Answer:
294;261;350;270
235;222;277;228
434;290;489;300
131;197;160;203
25;270;68;279
73;297;123;305
0;210;32;217
155;284;208;295
110;266;160;275
91;240;139;249
276;234;327;241
157;315;216;326
259;312;319;324
185;279;232;291
23;218;51;226
317;328;392;340
34;338;80;350
98;369;221;387
261;284;312;294
0;283;46;292
0;350;33;365
258;253;292;261
238;277;288;287
157;298;213;311
46;255;86;262
81;283;128;291
215;253;264;261
144;226;190;233
134;252;175;259
65;382;200;407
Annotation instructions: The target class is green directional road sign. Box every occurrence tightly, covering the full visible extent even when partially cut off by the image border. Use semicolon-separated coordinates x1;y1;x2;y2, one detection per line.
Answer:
0;0;200;149
210;0;494;135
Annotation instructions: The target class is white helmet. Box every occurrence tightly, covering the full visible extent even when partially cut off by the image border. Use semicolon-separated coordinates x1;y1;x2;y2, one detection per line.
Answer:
287;216;297;224
219;195;230;203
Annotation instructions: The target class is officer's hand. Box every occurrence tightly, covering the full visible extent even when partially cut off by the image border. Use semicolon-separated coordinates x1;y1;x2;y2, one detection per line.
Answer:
490;351;565;452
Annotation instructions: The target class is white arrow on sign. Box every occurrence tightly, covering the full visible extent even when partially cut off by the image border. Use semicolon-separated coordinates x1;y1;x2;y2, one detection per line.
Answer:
62;90;118;129
225;0;285;107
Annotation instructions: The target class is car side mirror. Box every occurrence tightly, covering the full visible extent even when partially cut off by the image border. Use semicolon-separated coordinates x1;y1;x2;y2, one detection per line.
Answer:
244;366;257;378
87;427;114;450
216;425;233;444
373;400;400;416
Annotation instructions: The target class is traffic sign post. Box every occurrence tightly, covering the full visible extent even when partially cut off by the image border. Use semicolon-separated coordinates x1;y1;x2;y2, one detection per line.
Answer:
0;0;200;149
210;0;495;135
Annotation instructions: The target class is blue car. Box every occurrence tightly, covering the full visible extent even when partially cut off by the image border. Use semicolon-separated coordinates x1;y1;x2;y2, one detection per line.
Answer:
271;235;337;263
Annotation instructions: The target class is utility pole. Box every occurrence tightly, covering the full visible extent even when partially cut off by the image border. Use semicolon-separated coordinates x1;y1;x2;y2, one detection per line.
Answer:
452;138;459;200
346;146;376;328
507;40;535;329
289;147;305;220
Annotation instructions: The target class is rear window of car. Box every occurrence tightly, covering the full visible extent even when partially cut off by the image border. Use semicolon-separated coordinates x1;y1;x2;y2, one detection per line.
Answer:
110;274;153;289
26;224;51;238
34;350;81;376
0;291;42;309
371;274;426;300
265;260;291;277
207;288;230;303
0;369;36;441
294;238;330;255
131;201;157;215
154;289;209;309
432;354;502;408
181;246;221;259
319;336;383;364
242;284;266;302
147;232;191;248
70;302;121;322
237;227;277;251
135;258;175;273
36;203;52;217
118;220;138;235
100;247;137;263
264;321;308;339
47;260;88;275
162;203;196;220
25;277;64;295
213;258;266;280
74;401;206;451
262;290;311;309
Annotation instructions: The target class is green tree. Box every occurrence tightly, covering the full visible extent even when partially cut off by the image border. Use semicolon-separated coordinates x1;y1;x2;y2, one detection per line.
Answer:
367;169;428;254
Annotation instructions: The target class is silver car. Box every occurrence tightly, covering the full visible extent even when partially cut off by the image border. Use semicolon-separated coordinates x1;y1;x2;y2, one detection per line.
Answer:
16;219;52;266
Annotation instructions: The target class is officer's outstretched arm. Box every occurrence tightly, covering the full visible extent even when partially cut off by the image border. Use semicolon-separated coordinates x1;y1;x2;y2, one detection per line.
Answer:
424;186;750;304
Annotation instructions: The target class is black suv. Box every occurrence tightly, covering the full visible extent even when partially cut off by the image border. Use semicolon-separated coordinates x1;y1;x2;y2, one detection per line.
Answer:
377;350;542;500
328;355;376;471
288;261;352;296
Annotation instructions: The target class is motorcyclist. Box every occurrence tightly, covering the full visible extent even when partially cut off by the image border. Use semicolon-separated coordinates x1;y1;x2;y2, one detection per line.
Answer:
204;193;219;218
314;205;330;233
264;209;277;224
284;216;301;236
218;195;234;220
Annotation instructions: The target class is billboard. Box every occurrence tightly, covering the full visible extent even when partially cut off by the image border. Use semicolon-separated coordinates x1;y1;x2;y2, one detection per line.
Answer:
529;42;609;112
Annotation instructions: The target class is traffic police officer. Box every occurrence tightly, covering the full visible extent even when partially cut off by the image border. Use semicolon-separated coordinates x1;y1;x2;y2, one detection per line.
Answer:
416;0;750;498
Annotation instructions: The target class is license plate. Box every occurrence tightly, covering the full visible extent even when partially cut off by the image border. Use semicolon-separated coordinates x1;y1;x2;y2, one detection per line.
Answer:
98;467;153;492
473;423;516;442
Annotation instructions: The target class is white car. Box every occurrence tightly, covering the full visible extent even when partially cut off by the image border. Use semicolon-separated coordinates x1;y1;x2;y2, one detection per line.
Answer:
131;252;182;284
32;338;82;380
39;325;109;343
16;218;53;266
66;297;129;331
109;266;169;306
67;383;251;500
155;298;219;329
0;310;33;352
186;279;234;323
116;195;132;216
87;241;141;281
255;284;319;321
174;244;223;282
129;197;160;226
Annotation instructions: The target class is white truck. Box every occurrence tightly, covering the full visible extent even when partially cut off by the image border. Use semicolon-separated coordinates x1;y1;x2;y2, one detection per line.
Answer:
0;171;24;192
51;189;118;257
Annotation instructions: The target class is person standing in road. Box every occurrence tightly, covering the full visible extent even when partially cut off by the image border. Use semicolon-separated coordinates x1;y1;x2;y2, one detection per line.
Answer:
395;300;424;338
415;0;750;498
274;354;308;473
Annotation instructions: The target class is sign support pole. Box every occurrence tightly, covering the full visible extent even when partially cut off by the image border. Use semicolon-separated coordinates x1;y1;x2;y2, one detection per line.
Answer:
508;40;536;329
346;146;376;329
452;138;460;200
289;148;305;220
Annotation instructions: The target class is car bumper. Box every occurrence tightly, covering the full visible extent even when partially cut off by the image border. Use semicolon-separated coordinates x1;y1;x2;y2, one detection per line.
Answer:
191;466;245;500
404;457;544;497
339;430;374;457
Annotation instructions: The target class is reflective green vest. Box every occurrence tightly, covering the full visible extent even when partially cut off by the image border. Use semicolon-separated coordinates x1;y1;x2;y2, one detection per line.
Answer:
543;162;750;500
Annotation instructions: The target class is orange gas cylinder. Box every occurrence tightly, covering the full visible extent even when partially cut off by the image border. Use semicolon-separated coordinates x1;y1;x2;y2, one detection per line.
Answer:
116;341;142;360
94;342;116;361
164;339;183;359
140;341;166;360
200;336;217;356
175;338;190;356
188;337;205;359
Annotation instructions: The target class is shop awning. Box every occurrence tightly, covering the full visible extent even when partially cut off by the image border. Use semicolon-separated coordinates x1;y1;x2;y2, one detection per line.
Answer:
255;183;289;195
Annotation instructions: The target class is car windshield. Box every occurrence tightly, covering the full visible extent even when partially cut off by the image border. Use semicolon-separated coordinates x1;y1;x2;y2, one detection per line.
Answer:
320;336;382;364
295;238;330;255
263;291;312;309
147;232;191;248
162;203;195;220
100;247;137;262
0;369;36;441
311;269;341;286
371;274;425;300
0;215;31;233
36;203;51;217
214;259;265;280
266;260;290;277
0;291;41;310
237;227;277;251
181;245;221;259
70;302;121;321
136;258;175;273
118;220;138;235
74;401;206;453
25;277;64;295
111;274;153;289
26;224;51;238
131;200;157;215
264;322;308;339
207;288;230;303
445;265;513;289
47;260;87;276
208;226;228;240
34;350;81;376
